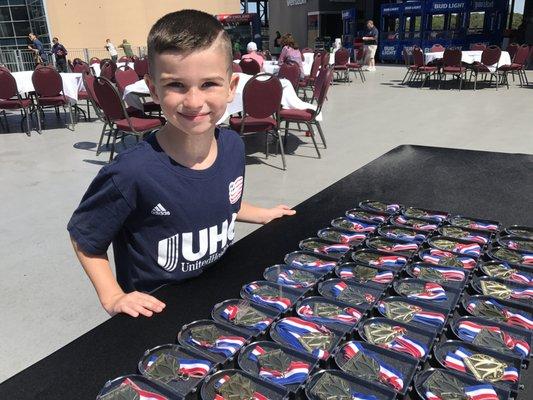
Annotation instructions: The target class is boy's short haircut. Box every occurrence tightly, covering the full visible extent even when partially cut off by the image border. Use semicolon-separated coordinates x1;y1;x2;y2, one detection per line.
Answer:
147;9;233;77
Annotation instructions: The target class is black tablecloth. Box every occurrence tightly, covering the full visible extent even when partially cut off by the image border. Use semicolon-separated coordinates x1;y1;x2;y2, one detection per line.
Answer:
1;145;532;399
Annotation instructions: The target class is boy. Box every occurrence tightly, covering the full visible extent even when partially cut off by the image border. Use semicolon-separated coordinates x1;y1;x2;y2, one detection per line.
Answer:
68;10;295;318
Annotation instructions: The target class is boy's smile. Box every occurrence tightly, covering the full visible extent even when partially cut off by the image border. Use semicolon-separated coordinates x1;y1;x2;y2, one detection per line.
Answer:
146;39;238;137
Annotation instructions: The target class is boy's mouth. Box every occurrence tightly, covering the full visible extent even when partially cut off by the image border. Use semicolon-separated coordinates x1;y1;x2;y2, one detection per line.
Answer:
179;112;211;121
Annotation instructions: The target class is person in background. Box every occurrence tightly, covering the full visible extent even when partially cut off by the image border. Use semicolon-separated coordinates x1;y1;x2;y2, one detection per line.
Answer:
362;20;379;72
278;34;304;78
28;32;48;65
273;31;282;55
241;41;264;70
51;37;68;72
118;39;134;58
105;39;118;62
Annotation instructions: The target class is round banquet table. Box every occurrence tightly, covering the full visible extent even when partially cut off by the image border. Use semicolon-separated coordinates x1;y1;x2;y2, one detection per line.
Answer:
90;62;135;77
11;71;84;103
424;50;511;71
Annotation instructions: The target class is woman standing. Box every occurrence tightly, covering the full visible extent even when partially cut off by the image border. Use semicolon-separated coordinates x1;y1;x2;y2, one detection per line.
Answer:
272;31;282;55
278;34;304;78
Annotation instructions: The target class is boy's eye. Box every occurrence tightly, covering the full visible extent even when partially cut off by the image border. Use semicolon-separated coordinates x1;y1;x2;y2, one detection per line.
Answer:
165;82;184;88
202;81;219;88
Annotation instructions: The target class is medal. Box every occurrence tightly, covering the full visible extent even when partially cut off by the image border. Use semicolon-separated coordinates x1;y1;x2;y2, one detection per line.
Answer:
274;268;317;288
248;345;311;386
480;280;533;300
331;281;376;305
466;298;533;330
332;217;378;233
214;374;268;400
396;281;447;302
285;252;336;272
444;347;518;382
412;265;465;283
422;369;499;400
360;200;401;214
310;372;379;400
499;237;533;252
243;283;293;312
377;300;445;328
221;303;273;332
449;216;499;232
379;226;427;243
99;378;168;400
338;265;394;284
430;239;481;257
367;237;419;254
274;317;334;360
363;323;427;359
353;251;407;268
440;226;489;244
187;325;246;357
403;207;447;222
420;249;476;269
491;247;533;266
318;228;367;244
297;302;362;326
145;353;211;383
393;215;438;231
481;262;533;285
345;209;387;223
301;239;350;256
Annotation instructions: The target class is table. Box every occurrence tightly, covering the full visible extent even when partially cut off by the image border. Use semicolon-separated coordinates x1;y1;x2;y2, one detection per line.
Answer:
123;72;322;123
90;62;135;77
424;50;512;71
11;71;84;102
0;145;531;399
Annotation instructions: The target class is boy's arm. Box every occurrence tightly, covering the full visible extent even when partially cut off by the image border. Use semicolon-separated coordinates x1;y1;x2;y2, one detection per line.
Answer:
71;239;165;317
236;201;295;224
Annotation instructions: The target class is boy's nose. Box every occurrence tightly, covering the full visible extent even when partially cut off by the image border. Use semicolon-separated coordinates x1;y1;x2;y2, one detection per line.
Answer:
182;87;205;110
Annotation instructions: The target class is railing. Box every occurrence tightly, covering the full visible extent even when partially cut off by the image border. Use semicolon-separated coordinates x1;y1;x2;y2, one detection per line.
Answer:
0;46;147;72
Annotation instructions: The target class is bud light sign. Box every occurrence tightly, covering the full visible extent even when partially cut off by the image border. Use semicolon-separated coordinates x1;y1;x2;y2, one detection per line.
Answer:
381;45;398;59
429;1;467;12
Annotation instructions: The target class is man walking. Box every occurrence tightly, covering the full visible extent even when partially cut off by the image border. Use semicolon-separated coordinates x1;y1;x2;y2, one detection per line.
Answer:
105;39;118;62
118;39;134;58
362;20;379;72
28;32;48;66
51;37;68;72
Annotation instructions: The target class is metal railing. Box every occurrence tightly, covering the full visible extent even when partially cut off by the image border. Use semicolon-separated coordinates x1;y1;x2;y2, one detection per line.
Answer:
0;46;147;72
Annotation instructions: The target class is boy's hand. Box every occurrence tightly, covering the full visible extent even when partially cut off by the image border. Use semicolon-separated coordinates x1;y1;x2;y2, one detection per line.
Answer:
103;291;166;317
262;204;296;224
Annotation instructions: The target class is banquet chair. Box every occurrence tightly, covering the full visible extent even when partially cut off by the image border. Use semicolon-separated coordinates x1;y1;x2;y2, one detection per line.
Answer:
233;51;241;60
298;52;322;100
72;62;90;74
133;57;149;79
498;44;530;87
302;47;313;54
278;61;300;91
89;57;100;65
279;67;333;157
0;67;37;135
506;43;519;61
67;59;74;72
240;58;261;75
232;63;242;73
229;73;286;170
93;76;163;162
115;68;161;115
430;44;445;53
346;47;366;83
470;43;487;51
438;49;466;90
320;50;330;70
31;65;75;130
412;47;438;88
100;59;117;82
333;48;350;83
401;48;418;84
470;46;503;90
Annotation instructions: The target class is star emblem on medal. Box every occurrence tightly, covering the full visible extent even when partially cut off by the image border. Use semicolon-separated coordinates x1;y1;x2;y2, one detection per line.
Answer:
228;176;243;204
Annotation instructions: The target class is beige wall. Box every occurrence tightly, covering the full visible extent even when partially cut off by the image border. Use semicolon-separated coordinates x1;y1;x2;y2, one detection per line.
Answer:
45;0;240;49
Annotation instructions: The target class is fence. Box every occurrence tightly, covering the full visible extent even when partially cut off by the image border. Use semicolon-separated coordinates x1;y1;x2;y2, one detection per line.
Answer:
0;46;147;72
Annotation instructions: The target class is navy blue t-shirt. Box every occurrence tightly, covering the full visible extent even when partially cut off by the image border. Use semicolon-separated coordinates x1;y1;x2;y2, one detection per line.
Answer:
67;128;245;293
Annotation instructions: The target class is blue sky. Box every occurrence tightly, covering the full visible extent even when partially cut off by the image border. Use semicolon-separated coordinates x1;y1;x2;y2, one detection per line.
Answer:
514;0;524;12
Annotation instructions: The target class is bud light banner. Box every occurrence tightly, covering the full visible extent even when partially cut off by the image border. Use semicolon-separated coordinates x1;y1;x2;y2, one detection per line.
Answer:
382;5;401;15
404;3;423;13
380;44;399;61
427;1;467;12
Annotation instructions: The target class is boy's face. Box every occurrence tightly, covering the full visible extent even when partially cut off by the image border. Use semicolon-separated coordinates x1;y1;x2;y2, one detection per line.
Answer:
146;39;238;138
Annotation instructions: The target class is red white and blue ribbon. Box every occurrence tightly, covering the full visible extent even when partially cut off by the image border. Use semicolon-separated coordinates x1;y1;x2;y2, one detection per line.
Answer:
521;254;533;266
509;286;533;300
382;230;426;243
331;281;376;303
340;219;378;232
465;221;499;231
146;355;211;378
274;317;332;360
446;242;482;257
339;267;394;283
394;216;438;231
377;301;445;328
367;255;408;268
486;263;533;285
187;334;246;358
221;304;273;332
456;320;530;358
425;384;499;400
288;256;336;272
444;347;518;382
412;266;465;281
420;249;477;269
466;298;533;330
342;341;404;391
276;269;315;288
120;378;168;400
405;282;447;302
373;326;428;359
248;345;311;385
297;304;362;326
214;375;268;400
243;284;292;311
333;231;368;243
351;393;379;400
315;243;351;255
374;241;419;253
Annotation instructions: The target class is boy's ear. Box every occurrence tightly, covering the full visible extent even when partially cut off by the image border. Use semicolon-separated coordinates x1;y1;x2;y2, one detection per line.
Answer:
145;75;160;104
227;73;240;104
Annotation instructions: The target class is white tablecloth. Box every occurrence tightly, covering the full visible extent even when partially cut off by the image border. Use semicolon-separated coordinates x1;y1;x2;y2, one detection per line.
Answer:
123;72;322;124
90;62;134;77
424;50;511;71
263;60;280;75
12;71;84;102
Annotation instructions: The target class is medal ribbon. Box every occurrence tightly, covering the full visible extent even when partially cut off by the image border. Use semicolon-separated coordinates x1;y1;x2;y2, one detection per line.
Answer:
384;230;426;243
343;219;378;233
247;345;311;385
413;266;465;281
146;355;212;378
421;249;477;269
243;284;292;311
379;329;428;359
317;243;350;255
351;393;379;400
336;232;367;243
517;251;533;265
425;384;499;400
276;269;314;288
368;255;407;268
376;301;445;328
331;281;375;303
491;263;533;285
289;257;336;272
274;317;332;360
395;216;437;231
450;242;482;257
444;347;518;382
338;267;394;284
405;282;447;302
343;342;404;391
187;335;246;357
120;378;168;400
468;222;498;231
466;299;533;330
297;304;362;325
457;320;530;357
510;287;533;299
378;241;419;253
214;375;269;400
221;304;273;332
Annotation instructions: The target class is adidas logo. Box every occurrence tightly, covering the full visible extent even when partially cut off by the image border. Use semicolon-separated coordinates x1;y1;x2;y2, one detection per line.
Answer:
151;203;170;216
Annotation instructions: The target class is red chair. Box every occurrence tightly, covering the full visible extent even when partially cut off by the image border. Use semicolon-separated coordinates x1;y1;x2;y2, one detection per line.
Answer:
320;50;330;70
89;57;100;65
430;44;445;53
100;60;117;82
506;43;519;61
233;51;241;60
499;44;530;87
115;68;161;115
0;67;36;135
229;73;286;170
412;47;438;88
438;49;466;90
133;57;149;78
232;63;242;73
470;46;503;90
298;52;322;99
346;47;366;83
333;48;350;82
470;43;487;51
31;65;74;130
93;76;163;161
279;67;333;158
73;62;90;74
401;48;417;84
118;56;131;63
240;58;261;75
278;61;300;91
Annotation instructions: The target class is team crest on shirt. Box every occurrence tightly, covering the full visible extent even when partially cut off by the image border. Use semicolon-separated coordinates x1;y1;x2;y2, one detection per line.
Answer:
228;176;243;204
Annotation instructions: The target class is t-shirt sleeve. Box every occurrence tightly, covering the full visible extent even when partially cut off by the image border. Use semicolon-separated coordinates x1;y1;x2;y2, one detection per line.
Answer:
67;166;134;255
